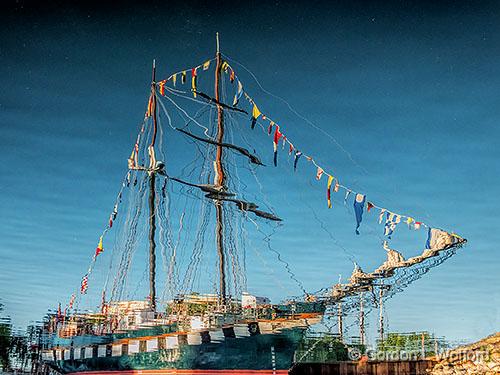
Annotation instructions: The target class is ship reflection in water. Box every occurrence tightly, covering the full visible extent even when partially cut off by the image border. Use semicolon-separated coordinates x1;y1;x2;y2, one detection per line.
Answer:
0;22;472;375
39;295;325;373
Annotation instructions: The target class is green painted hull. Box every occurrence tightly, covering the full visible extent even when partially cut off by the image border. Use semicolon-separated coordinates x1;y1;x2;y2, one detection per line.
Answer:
52;328;305;373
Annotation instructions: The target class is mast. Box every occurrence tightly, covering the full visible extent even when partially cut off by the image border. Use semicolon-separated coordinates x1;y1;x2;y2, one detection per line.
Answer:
214;32;227;306
149;59;158;311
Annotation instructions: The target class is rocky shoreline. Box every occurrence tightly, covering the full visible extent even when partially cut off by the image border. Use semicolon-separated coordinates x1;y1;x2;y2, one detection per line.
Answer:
429;332;499;375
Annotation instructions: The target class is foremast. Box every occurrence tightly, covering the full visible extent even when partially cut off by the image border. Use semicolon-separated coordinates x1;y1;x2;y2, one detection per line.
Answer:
213;33;227;307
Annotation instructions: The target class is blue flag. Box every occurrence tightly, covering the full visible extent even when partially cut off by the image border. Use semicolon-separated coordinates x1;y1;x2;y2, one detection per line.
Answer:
384;212;400;239
425;227;432;249
353;193;366;235
293;151;302;171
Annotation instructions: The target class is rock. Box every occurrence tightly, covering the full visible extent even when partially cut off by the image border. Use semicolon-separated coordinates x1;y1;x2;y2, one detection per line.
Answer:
429;332;500;375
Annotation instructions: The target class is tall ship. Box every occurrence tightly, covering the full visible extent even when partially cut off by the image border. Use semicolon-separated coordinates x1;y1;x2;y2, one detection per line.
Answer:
38;35;466;374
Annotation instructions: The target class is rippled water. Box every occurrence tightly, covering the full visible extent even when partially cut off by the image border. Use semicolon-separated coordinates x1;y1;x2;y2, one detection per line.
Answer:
0;3;499;370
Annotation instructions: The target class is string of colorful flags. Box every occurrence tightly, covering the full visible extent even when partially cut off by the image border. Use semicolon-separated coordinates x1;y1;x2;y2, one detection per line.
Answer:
63;163;137;315
82;172;128;290
154;56;461;241
155;58;216;102
60;55;462;317
66;89;164;314
225;64;450;238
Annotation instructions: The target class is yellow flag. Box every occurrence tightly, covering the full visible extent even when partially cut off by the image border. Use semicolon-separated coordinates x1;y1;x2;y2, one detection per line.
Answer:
128;149;135;169
203;60;211;70
95;235;104;257
327;175;333;190
327;175;334;208
406;217;414;228
252;104;261;119
172;74;177;86
192;68;197;98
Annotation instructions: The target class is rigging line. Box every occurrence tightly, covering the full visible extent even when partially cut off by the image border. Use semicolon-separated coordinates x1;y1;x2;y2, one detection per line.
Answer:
180;197;211;293
223;58;433;226
224;108;279;214
222;114;250;292
157;195;169;277
223;112;247;192
221;52;369;175
253;111;438;231
157;180;179;300
155;93;181;131
225;207;243;297
121;221;149;301
157;91;211;137
240;220;248;290
129;267;148;301
113;178;142;283
303;198;357;265
166;189;196;288
112;176;148;301
227;120;273;199
165;85;225;110
176;128;264;166
247;216;307;296
157;183;175;298
83;169;130;302
167;96;222;138
157;115;166;165
194;90;249;114
304;178;387;245
168;211;185;298
224;118;250;287
156;57;216;85
226;59;439;229
245;215;290;294
164;86;190;95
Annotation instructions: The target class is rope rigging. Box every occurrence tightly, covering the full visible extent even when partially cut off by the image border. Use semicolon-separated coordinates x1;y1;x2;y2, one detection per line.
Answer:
59;49;465;343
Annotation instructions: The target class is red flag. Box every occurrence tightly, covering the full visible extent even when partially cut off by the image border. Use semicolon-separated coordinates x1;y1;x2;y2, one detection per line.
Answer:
273;126;283;167
367;202;374;212
81;275;88;294
146;93;153;117
159;80;166;96
316;167;324;180
95;236;104;257
273;126;283;145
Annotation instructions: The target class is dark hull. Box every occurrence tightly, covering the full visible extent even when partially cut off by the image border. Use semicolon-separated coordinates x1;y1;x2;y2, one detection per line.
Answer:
50;327;305;374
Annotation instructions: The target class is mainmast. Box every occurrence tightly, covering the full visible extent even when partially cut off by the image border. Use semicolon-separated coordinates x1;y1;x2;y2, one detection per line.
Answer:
214;33;227;305
148;60;158;311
